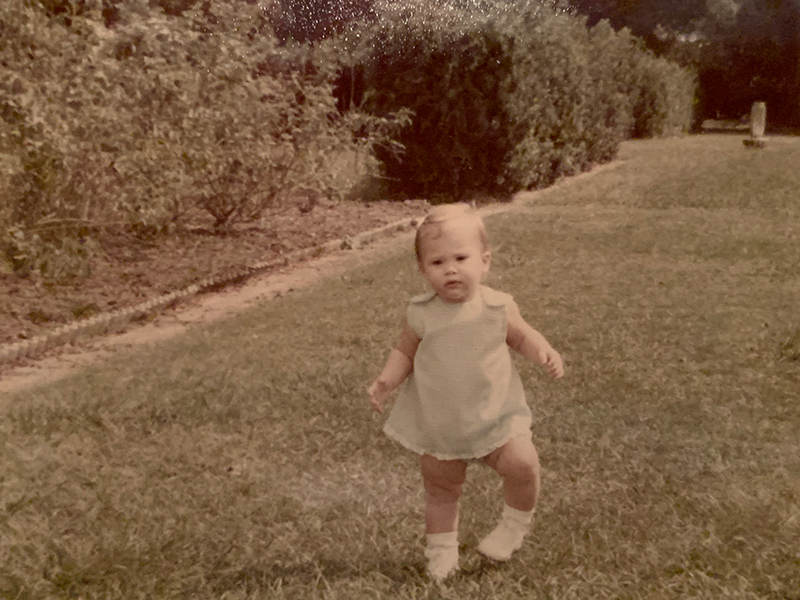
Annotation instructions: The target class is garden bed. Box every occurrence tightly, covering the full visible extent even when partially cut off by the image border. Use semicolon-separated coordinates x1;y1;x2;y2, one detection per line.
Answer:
0;199;429;347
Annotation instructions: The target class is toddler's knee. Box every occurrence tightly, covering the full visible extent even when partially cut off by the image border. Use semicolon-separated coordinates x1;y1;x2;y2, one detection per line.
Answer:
498;451;539;483
424;477;463;503
421;457;467;502
509;461;537;483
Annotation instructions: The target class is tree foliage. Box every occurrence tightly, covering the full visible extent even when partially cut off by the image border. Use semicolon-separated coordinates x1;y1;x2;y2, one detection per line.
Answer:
566;0;800;128
697;0;800;126
565;0;708;39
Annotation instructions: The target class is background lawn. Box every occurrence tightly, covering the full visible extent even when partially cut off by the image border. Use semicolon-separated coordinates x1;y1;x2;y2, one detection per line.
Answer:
1;134;799;599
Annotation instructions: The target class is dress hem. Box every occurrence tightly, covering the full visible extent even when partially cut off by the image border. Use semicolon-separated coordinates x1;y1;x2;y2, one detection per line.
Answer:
383;423;531;461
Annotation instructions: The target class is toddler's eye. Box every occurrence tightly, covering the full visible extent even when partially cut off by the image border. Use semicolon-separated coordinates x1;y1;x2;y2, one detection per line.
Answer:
431;259;443;266
456;255;468;262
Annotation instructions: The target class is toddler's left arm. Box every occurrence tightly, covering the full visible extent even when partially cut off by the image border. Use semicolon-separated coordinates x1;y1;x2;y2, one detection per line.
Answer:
367;320;420;413
506;302;564;379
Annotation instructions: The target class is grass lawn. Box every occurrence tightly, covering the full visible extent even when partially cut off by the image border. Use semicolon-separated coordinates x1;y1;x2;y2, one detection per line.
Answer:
2;134;799;599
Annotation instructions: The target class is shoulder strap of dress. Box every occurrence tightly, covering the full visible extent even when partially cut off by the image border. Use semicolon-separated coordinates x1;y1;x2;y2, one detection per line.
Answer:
409;291;437;304
480;286;513;308
407;291;436;338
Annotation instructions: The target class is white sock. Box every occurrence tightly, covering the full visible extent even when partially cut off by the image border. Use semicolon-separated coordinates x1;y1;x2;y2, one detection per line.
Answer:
425;531;459;580
503;504;534;528
477;505;534;561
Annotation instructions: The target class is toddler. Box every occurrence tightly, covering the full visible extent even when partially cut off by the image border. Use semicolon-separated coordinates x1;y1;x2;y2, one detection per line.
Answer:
368;203;564;581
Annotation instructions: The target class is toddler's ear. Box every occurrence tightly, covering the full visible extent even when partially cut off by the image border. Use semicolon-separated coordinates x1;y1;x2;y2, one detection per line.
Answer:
482;251;492;268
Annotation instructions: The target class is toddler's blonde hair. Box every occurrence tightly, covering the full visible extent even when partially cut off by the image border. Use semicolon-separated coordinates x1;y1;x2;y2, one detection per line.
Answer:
414;203;489;263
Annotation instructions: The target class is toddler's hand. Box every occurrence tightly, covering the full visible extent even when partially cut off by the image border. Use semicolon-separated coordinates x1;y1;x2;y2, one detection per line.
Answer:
538;347;564;379
367;379;391;413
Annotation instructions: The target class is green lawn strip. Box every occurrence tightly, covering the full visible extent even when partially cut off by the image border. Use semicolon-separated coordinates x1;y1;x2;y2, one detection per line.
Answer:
1;135;799;599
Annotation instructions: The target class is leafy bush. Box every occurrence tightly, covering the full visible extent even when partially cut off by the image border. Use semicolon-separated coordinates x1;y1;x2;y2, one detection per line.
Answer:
108;3;347;229
0;0;406;278
3;226;98;280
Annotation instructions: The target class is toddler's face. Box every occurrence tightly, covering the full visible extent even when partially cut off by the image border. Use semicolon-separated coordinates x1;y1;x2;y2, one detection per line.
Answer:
418;219;490;303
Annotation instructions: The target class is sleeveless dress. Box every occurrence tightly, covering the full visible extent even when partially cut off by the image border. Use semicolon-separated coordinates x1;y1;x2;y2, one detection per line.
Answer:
383;286;532;460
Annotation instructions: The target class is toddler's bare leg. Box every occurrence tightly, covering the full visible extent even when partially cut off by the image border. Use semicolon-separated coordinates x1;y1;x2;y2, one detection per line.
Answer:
420;455;468;533
420;455;467;580
477;436;540;561
482;435;540;511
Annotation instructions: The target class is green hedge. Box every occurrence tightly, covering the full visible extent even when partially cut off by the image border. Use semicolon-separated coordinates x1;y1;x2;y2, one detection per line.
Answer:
357;9;516;201
351;1;696;198
505;14;634;189
629;51;697;139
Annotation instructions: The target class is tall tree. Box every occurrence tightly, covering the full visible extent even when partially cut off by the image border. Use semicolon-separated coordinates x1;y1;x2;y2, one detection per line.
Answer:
567;0;800;128
565;0;707;38
701;0;800;125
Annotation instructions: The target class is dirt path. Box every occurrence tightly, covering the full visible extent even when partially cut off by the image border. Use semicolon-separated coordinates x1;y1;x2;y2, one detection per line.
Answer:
0;224;421;397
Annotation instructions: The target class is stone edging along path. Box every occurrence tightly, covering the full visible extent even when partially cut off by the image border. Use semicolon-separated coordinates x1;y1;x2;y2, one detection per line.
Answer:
0;215;422;368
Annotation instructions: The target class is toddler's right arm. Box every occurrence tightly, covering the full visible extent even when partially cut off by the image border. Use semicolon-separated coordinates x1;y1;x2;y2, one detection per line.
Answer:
506;302;565;379
367;320;420;413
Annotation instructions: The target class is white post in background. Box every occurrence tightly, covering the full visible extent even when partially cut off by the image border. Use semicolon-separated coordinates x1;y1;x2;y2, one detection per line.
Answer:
744;101;767;148
751;102;766;138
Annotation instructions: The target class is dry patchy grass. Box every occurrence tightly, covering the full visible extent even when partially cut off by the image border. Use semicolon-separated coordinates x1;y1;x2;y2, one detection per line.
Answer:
2;134;799;599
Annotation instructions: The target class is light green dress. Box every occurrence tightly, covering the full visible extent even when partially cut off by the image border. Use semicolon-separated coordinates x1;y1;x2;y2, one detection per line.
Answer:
384;286;532;460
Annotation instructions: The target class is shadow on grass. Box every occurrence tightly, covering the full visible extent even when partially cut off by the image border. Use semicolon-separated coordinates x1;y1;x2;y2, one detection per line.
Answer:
697;127;750;135
211;554;513;591
208;560;423;595
698;122;800;136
